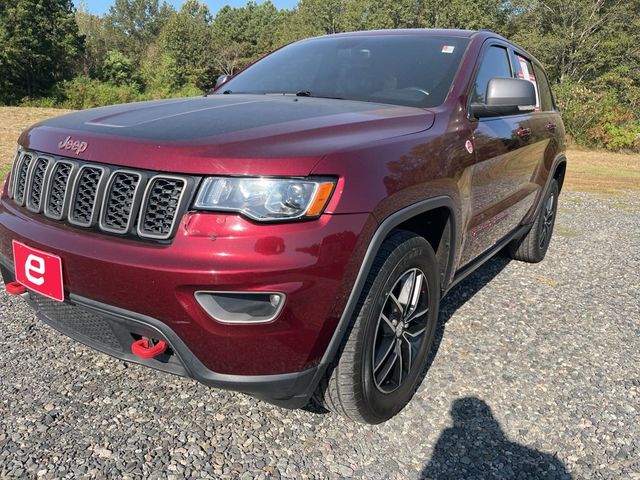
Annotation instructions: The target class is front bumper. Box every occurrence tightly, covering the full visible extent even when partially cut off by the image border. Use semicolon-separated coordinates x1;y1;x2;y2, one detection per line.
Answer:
0;189;374;385
1;259;318;407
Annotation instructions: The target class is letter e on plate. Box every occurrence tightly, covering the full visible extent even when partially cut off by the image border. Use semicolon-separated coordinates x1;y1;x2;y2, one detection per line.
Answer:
12;241;64;302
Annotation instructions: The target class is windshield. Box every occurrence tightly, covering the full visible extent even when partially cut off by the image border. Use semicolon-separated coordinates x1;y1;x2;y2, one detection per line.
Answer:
218;35;470;108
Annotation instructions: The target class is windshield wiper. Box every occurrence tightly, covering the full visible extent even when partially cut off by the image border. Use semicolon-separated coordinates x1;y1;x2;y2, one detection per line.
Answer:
295;91;346;100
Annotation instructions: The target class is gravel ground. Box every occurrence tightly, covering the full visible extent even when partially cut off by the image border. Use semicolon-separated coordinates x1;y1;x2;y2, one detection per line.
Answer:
0;191;638;480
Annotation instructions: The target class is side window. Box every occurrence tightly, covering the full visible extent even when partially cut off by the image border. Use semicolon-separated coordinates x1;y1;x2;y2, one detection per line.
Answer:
514;54;540;111
471;46;512;104
533;63;555;111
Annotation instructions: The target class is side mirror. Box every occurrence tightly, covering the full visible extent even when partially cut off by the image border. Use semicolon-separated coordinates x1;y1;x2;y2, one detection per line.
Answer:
215;74;231;89
470;78;536;118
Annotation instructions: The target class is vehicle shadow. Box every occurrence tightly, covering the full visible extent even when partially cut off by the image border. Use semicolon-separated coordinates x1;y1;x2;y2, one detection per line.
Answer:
420;396;571;479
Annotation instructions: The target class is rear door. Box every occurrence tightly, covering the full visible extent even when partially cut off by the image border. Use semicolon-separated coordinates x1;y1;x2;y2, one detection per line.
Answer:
459;41;542;266
518;54;565;222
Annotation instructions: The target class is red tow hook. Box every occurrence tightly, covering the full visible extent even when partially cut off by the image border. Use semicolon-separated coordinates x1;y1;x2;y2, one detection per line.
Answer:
5;281;27;295
131;338;167;359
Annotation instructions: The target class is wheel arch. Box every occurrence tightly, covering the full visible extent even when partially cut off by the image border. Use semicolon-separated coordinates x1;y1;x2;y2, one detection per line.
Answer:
389;206;455;293
553;155;567;192
316;196;458;372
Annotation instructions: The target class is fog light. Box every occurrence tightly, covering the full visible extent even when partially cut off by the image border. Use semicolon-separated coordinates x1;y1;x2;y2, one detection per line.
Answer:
270;294;282;307
195;291;285;324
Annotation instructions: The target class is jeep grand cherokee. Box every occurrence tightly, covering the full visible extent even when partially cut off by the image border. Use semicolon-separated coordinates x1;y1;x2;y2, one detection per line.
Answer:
0;29;565;424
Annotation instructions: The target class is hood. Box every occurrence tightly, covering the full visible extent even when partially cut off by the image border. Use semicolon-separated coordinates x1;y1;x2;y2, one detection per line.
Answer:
19;95;435;176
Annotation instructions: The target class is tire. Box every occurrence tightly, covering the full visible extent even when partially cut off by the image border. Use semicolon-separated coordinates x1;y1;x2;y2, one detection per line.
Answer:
314;230;440;424
509;179;559;263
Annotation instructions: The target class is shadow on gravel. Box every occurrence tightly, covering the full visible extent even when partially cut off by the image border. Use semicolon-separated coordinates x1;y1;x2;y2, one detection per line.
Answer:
420;397;571;479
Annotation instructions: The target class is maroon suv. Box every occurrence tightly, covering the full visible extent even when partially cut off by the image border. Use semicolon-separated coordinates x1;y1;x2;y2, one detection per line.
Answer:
0;29;565;424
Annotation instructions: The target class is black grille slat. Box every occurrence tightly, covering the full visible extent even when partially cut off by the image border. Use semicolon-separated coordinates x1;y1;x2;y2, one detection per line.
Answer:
45;161;73;218
102;172;140;233
139;177;185;239
14;154;33;204
10;150;189;242
27;157;50;211
69;167;104;226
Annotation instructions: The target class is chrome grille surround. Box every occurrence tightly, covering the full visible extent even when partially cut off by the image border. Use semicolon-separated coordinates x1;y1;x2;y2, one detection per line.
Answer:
137;175;187;240
25;156;52;213
7;150;21;198
99;170;143;234
13;152;34;206
7;149;193;241
68;165;108;227
44;160;77;220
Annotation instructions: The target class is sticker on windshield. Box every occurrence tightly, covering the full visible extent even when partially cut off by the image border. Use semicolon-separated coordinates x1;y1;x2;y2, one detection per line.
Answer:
441;45;455;54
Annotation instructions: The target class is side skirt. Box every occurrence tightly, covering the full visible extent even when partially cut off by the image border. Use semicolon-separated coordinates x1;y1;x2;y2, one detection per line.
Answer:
445;223;530;294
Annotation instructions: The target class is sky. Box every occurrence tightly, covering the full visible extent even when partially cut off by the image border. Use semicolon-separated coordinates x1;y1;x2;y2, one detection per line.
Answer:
76;0;298;16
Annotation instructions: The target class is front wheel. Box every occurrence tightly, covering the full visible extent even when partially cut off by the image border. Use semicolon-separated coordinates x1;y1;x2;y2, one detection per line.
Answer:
314;230;440;424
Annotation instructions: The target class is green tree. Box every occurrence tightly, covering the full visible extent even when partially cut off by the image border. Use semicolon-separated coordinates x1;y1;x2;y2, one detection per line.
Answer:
105;0;174;65
151;0;216;90
420;0;510;31
277;0;346;43
342;0;421;31
509;0;639;84
0;0;84;103
76;0;109;76
509;0;640;149
211;1;288;72
100;50;140;88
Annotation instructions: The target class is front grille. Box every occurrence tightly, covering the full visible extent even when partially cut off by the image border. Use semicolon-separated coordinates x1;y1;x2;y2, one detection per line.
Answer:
138;177;186;239
13;153;34;205
101;171;141;233
8;150;193;241
26;157;51;212
45;161;74;219
69;166;105;226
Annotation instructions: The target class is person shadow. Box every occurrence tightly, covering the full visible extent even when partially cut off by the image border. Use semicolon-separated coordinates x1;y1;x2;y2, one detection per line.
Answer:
420;397;571;479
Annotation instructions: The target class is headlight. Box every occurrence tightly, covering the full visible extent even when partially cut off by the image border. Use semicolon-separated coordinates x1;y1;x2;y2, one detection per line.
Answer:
193;177;336;221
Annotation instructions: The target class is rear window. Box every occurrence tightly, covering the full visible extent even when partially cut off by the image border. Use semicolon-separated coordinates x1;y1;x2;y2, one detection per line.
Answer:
514;54;541;111
218;35;471;108
532;63;555;111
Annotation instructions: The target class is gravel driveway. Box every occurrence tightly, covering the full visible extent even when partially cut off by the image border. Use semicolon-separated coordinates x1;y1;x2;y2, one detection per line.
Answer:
1;191;638;479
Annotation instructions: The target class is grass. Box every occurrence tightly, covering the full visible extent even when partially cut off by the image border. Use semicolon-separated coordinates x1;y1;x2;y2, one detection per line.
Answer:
0;107;73;178
0;106;638;194
562;146;640;194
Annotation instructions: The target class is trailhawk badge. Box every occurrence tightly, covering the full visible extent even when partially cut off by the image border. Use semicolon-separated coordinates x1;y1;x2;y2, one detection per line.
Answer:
58;136;88;155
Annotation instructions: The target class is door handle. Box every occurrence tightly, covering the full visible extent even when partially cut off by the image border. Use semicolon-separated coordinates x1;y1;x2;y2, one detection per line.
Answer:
516;127;532;139
545;123;556;131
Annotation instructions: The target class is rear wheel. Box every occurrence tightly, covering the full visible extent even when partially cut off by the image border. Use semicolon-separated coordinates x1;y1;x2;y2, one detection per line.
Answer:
314;230;440;424
509;179;559;263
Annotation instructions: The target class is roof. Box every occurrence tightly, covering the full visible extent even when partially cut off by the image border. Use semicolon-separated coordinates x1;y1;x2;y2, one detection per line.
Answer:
322;28;479;39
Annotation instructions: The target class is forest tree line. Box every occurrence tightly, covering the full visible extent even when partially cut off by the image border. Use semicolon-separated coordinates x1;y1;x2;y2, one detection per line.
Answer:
0;0;639;151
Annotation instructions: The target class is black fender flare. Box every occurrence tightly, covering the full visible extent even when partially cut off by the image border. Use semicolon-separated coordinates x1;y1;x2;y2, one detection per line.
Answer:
309;195;458;387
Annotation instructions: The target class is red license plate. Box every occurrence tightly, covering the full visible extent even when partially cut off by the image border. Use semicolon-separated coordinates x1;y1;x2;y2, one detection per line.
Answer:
12;240;65;302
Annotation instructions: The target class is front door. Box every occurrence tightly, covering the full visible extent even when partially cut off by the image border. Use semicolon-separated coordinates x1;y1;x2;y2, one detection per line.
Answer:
459;43;542;266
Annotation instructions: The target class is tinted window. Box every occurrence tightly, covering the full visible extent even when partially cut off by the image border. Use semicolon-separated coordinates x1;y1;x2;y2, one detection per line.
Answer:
218;35;470;108
533;63;554;111
471;46;512;104
514;54;540;110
